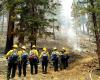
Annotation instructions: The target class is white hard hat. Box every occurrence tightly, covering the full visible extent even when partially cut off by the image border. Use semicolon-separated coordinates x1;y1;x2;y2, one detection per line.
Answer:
62;47;66;50
53;47;57;50
32;45;36;48
21;46;26;50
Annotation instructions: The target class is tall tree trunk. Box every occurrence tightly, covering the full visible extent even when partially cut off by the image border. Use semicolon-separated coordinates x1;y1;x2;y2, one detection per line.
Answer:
18;33;24;45
18;15;25;45
90;0;100;68
33;29;37;46
29;0;37;48
4;7;15;54
82;24;85;33
87;25;90;35
30;27;37;48
1;10;4;33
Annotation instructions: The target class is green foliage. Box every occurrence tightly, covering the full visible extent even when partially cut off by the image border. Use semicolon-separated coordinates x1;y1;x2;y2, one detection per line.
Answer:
72;0;100;31
2;0;60;44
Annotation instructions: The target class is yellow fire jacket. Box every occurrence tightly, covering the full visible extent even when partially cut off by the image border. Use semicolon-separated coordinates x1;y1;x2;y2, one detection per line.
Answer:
5;49;17;59
29;49;39;58
17;50;28;61
40;51;49;59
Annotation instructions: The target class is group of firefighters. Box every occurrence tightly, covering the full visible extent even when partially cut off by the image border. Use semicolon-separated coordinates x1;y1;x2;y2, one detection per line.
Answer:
5;44;70;80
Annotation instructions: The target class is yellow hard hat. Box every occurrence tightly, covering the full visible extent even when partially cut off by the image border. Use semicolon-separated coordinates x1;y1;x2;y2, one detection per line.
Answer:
13;44;18;48
21;46;26;50
32;45;36;48
53;47;57;50
43;47;47;51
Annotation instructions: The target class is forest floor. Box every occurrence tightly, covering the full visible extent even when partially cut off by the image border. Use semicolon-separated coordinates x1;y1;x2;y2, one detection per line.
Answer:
0;52;100;80
0;33;100;80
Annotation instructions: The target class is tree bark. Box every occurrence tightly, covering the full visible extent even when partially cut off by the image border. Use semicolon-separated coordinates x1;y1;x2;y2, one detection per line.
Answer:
4;7;15;54
29;0;37;48
18;15;25;45
18;33;24;45
90;0;100;68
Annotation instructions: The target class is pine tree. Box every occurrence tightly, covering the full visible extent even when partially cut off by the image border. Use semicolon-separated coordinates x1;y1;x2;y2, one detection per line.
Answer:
72;0;100;68
4;0;17;53
2;0;60;52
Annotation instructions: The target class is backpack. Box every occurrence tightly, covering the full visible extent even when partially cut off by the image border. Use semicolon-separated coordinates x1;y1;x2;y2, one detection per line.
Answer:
42;52;48;61
60;54;65;62
51;52;58;61
29;52;38;61
22;52;28;61
9;51;18;63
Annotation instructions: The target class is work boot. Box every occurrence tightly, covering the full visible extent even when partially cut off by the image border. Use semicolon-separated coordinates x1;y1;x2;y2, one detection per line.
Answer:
35;72;38;74
44;72;47;74
42;70;44;74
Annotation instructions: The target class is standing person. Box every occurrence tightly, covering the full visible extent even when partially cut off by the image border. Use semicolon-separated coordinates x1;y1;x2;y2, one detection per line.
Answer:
59;48;66;70
63;47;70;68
29;45;39;75
40;47;49;74
6;44;18;80
17;46;28;80
51;47;59;71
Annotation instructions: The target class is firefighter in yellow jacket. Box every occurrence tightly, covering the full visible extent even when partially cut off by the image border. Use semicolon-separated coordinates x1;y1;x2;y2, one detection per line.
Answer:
51;47;59;71
6;44;18;80
17;46;28;79
61;47;69;69
29;45;39;74
59;47;66;70
40;47;49;74
62;47;70;68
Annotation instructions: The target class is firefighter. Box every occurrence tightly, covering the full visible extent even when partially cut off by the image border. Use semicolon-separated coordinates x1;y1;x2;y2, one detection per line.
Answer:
17;46;28;79
40;47;49;74
29;45;39;75
6;44;18;80
59;48;66;70
62;47;70;68
51;47;59;71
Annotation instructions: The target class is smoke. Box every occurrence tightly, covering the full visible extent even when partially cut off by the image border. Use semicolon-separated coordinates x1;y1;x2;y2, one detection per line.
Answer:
57;0;81;51
60;25;81;51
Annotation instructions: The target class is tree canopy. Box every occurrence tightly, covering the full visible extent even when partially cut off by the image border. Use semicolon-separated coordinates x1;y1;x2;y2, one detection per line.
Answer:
0;0;60;53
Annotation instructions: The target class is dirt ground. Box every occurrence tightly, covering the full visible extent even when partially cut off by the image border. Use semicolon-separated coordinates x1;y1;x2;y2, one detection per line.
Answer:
0;52;100;80
0;33;100;80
